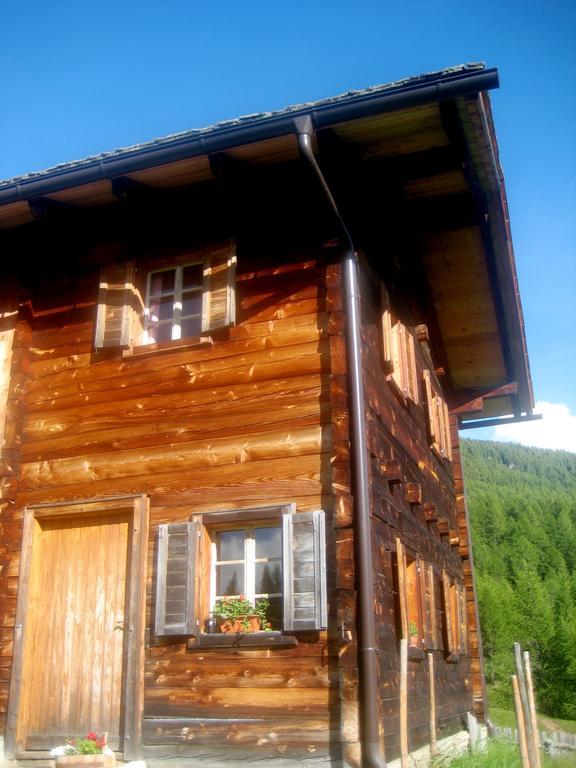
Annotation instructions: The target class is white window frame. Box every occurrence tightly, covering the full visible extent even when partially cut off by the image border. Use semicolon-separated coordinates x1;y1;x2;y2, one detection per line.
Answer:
208;524;283;632
143;260;204;344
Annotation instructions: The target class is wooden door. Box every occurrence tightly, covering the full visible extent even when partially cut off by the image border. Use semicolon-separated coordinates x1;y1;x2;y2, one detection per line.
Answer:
20;512;131;751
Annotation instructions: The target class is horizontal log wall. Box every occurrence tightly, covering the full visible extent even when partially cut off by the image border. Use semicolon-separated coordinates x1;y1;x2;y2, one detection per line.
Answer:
360;265;474;761
0;247;353;764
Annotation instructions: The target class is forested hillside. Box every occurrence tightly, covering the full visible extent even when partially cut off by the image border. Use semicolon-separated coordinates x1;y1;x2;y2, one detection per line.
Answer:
461;440;576;718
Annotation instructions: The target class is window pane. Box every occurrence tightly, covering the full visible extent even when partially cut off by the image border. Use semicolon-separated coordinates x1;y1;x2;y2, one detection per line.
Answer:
255;527;282;559
182;263;203;290
217;530;245;561
216;564;244;596
181;317;202;338
256;596;282;631
255;561;282;594
150;270;175;295
182;292;202;317
152;323;173;343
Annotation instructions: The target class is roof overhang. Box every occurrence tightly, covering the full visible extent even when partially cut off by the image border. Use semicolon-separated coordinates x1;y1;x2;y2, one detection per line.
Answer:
0;64;534;423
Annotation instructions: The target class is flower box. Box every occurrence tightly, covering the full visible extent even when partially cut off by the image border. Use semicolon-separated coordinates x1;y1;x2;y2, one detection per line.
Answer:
55;756;115;768
217;615;261;633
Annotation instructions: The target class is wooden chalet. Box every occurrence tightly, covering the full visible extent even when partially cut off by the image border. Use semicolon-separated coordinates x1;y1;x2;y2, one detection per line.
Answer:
0;64;535;767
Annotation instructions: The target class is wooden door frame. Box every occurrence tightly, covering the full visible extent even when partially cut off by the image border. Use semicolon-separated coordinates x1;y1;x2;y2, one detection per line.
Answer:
5;494;149;761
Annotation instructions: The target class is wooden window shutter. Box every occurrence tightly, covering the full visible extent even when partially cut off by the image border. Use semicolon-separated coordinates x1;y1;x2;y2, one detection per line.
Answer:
441;399;453;460
396;537;409;640
419;560;432;649
406;331;419;403
155;521;199;636
425;564;437;650
282;510;327;631
380;282;393;372
95;262;137;349
423;370;440;450
201;240;237;332
459;584;467;653
389;322;403;393
442;570;455;654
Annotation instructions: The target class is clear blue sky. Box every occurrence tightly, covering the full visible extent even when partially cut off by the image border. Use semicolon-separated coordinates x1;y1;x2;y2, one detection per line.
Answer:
1;0;575;449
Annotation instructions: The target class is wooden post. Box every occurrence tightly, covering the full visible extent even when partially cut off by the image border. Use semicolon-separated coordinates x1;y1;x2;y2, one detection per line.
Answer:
512;674;530;768
428;652;437;756
514;642;535;767
400;638;409;768
524;651;541;768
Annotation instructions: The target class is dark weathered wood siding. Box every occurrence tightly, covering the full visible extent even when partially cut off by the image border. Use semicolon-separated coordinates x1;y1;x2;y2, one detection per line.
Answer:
359;263;475;759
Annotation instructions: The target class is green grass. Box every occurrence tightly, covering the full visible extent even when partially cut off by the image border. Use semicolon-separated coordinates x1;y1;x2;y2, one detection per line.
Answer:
433;738;576;767
486;686;576;735
487;705;576;736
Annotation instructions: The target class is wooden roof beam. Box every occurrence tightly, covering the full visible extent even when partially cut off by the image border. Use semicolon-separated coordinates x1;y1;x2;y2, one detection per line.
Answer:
448;381;518;415
28;196;80;220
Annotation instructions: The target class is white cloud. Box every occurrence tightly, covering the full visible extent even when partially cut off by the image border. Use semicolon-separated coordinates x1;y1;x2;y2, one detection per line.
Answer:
489;401;576;453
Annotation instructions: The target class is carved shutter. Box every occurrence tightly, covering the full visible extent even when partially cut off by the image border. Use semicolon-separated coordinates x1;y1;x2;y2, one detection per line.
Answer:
201;240;237;332
282;510;327;631
155;522;199;636
95;262;137;349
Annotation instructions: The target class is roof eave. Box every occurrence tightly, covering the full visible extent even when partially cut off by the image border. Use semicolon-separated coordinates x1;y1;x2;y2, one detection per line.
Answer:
0;67;499;207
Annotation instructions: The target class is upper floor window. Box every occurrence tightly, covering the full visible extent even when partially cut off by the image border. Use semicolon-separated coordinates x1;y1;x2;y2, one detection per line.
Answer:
94;240;236;351
144;261;204;343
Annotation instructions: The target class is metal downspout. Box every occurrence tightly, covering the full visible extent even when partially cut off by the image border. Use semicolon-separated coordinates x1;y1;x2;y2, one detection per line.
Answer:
294;115;386;768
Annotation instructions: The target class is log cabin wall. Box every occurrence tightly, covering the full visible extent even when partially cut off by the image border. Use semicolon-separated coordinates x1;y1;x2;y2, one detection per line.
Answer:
0;237;478;766
0;214;357;764
359;263;475;759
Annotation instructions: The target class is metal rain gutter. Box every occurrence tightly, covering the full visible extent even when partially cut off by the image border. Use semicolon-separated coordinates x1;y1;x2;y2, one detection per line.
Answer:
294;114;387;768
459;413;542;430
0;68;499;207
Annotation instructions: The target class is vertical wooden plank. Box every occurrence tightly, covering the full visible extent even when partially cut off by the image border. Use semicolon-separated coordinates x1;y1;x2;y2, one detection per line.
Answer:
127;495;149;760
514;643;535;768
428;652;437;756
524;651;541;768
399;638;409;768
513;674;531;768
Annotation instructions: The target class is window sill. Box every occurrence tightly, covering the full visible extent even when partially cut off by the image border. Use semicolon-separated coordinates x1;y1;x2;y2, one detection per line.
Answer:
123;336;214;358
187;632;298;650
